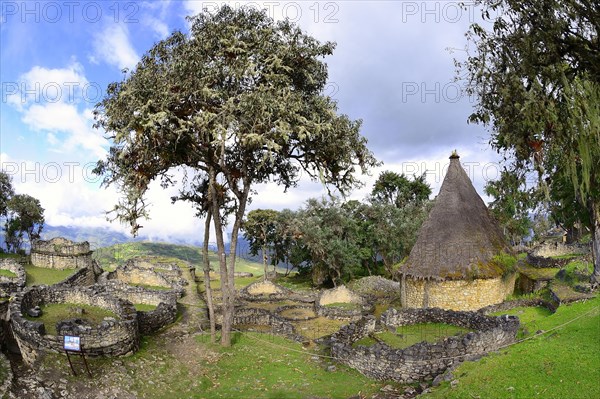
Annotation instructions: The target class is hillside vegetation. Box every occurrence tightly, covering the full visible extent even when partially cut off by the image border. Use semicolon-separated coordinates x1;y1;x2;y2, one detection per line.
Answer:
93;241;265;275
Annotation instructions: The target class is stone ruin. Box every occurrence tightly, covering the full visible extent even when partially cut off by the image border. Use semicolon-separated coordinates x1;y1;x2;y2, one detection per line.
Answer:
330;307;520;383
10;285;140;366
316;285;370;321
0;259;26;297
0;250;182;367
30;237;93;270
103;258;186;298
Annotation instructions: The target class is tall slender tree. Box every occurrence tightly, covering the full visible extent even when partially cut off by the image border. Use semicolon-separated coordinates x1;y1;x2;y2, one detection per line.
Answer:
461;0;600;282
94;6;377;346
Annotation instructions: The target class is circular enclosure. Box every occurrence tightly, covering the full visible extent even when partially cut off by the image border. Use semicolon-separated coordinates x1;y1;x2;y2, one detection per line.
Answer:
276;305;318;321
10;285;139;366
331;308;520;383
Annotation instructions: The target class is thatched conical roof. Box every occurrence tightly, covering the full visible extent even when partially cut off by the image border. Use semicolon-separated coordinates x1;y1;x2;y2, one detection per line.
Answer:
400;153;511;281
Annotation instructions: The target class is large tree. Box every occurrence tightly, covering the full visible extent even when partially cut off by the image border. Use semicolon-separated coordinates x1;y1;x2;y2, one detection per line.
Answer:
5;194;45;252
94;6;377;346
484;170;534;245
370;171;431;208
242;209;280;280
462;0;600;282
0;171;14;219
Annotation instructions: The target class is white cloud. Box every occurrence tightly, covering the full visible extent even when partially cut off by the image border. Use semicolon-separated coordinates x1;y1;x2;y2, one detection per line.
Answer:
1;153;206;244
143;16;170;39
92;24;139;71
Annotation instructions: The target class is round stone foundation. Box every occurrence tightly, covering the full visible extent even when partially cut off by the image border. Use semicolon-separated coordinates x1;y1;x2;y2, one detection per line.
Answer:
10;285;139;366
402;274;516;311
331;308;520;383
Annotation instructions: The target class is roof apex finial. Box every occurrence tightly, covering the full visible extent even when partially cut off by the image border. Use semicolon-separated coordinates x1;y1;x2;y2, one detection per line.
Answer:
450;149;459;159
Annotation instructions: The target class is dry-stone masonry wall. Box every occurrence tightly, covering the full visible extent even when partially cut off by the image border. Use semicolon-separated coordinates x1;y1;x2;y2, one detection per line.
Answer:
0;259;26;296
106;258;186;298
99;281;178;334
10;285;139;366
402;274;517;311
316;285;368;320
531;242;590;258
233;307;304;342
30;237;93;270
331;307;519;383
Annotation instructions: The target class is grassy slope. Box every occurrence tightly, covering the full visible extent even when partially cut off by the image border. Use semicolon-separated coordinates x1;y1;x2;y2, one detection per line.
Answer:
195;332;388;399
423;296;600;399
94;241;264;275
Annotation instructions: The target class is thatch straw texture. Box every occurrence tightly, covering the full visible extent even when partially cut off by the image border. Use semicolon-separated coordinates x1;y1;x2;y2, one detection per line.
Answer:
400;154;510;281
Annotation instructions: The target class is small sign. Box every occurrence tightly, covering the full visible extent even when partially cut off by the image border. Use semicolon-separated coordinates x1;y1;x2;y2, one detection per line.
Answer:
64;335;81;351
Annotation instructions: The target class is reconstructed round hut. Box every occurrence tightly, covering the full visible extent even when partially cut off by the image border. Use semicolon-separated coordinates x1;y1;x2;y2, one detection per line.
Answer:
30;237;93;270
398;152;516;311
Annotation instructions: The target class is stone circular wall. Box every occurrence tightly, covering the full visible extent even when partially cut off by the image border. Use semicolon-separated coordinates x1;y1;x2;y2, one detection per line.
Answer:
10;286;139;366
99;281;178;334
0;259;26;296
30;237;93;270
316;285;367;320
276;305;318;321
238;280;297;302
330;308;520;383
232;307;304;342
402;274;516;311
106;259;186;298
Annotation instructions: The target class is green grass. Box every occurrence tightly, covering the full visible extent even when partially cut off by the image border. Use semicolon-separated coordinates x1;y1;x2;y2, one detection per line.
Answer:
94;241;265;277
423;296;600;399
24;264;76;286
491;306;553;338
24;303;119;335
195;332;390;398
354;323;471;349
518;266;559;280
293;317;348;340
0;253;21;259
134;303;158;312
276;274;315;292
561;260;593;282
0;269;17;278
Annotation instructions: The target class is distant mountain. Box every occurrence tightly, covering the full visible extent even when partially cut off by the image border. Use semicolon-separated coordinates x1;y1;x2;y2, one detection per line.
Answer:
40;225;145;249
39;224;257;260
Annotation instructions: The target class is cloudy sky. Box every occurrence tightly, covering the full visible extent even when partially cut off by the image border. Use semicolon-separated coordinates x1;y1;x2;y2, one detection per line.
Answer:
0;1;505;244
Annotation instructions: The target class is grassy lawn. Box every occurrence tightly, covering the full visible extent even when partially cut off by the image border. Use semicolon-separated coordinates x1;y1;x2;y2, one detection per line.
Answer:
293;317;348;340
423;296;600;399
134;303;158;312
518;266;559;280
93;241;266;277
0;253;21;259
276;274;315;292
492;306;553;338
0;269;17;278
354;323;471;349
194;332;390;398
24;264;76;286
24;303;119;335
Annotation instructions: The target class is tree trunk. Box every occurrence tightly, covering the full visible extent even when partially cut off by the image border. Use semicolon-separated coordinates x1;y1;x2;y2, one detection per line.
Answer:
590;200;600;285
209;168;232;347
203;209;216;344
262;243;268;282
226;181;251;340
